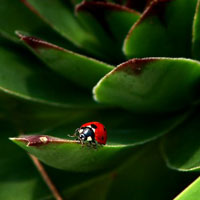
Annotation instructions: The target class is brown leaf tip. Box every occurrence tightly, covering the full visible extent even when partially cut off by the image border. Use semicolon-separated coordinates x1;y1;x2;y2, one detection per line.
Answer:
16;32;64;51
125;0;172;41
10;135;74;147
116;58;157;75
143;0;172;20
76;1;139;14
21;0;41;17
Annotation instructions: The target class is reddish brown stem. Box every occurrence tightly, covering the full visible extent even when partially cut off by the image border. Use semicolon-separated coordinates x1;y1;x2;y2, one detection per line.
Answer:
29;154;63;200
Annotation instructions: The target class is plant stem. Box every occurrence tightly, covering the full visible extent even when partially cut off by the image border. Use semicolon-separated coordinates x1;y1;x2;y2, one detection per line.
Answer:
29;154;63;200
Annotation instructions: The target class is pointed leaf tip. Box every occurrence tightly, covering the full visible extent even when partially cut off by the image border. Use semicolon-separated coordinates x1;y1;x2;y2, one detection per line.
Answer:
16;31;64;51
75;1;140;14
123;0;198;58
10;134;133;172
10;135;76;147
16;31;114;90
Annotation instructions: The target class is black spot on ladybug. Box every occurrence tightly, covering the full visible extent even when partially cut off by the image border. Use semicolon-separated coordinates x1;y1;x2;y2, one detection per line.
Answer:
91;124;97;129
102;136;104;140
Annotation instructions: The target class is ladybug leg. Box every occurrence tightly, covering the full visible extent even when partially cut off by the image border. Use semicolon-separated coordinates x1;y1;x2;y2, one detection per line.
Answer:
85;141;97;149
91;141;97;149
85;141;92;147
80;139;85;147
67;128;79;138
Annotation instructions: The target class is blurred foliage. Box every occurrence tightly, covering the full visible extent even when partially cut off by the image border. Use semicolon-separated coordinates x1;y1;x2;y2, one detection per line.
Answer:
1;0;200;199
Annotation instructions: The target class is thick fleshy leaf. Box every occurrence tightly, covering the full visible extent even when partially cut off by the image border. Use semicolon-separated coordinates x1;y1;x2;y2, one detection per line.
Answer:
0;0;77;51
76;1;140;62
123;0;198;58
0;121;52;200
21;0;88;45
0;0;43;42
174;177;200;200
161;110;200;172
192;0;200;60
22;0;113;60
10;107;191;172
17;32;114;89
94;58;200;113
62;143;196;200
105;144;196;200
0;39;98;108
10;135;134;172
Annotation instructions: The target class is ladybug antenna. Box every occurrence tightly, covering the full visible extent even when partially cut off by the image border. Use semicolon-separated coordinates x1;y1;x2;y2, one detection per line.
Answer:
67;128;79;138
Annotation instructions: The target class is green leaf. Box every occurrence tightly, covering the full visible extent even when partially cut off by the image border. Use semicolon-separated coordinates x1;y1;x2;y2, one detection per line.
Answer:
174;176;200;200
123;0;198;58
0;39;98;108
62;143;196;200
0;121;52;200
161;109;200;172
192;0;200;60
10;135;134;172
76;1;140;62
0;0;44;42
10;107;191;172
22;0;110;59
104;143;195;200
17;31;114;90
21;0;88;45
94;58;200;113
0;0;78;52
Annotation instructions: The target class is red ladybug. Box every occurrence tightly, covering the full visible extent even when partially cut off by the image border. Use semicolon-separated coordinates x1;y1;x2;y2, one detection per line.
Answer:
75;122;107;145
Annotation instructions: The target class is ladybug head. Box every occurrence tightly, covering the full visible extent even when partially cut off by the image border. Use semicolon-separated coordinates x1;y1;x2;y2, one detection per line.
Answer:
79;133;86;140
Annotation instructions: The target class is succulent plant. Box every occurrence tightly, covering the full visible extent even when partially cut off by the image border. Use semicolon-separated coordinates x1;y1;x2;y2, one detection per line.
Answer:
1;0;200;199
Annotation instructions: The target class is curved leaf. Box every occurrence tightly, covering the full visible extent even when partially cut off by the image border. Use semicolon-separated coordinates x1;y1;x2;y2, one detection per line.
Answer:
94;58;200;113
105;144;195;200
0;121;52;200
76;1;140;62
174;176;200;200
10;107;191;172
192;0;200;60
10;135;134;172
123;0;198;58
17;31;114;90
21;0;88;45
22;0;111;60
161;110;200;172
0;0;78;52
0;39;98;108
61;143;196;200
0;0;44;42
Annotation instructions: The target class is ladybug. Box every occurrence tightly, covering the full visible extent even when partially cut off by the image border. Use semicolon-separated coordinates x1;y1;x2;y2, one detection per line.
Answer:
74;122;107;146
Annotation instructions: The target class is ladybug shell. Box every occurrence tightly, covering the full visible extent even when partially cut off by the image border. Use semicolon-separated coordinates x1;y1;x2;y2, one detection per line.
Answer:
80;122;107;145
